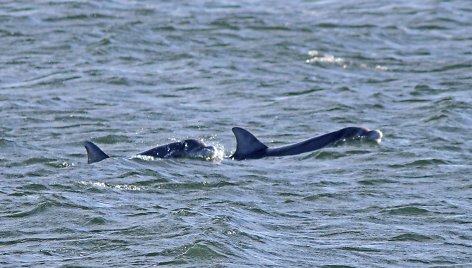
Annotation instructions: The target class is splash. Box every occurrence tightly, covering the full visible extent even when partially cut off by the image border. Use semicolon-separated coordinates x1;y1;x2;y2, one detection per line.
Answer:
189;140;225;162
306;50;346;66
79;181;145;191
131;154;157;161
208;142;225;162
306;50;388;71
375;65;388;71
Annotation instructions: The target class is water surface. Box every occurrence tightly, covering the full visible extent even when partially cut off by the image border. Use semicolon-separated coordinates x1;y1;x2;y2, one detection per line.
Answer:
1;0;471;267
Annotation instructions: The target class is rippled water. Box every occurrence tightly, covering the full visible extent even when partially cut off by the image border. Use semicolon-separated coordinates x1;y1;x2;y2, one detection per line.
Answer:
1;0;471;267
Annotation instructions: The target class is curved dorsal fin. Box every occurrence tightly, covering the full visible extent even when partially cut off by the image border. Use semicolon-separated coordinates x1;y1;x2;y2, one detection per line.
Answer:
231;127;268;160
84;141;110;164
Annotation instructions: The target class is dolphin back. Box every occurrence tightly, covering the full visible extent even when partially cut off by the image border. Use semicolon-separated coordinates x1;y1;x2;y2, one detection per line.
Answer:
231;127;268;160
266;127;364;157
232;126;382;160
84;141;110;164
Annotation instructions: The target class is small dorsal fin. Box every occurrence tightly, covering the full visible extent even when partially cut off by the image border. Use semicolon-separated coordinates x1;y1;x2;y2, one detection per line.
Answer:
231;127;268;160
84;141;110;164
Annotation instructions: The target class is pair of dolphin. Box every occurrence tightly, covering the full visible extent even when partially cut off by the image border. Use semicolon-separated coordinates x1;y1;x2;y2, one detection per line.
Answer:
84;126;382;164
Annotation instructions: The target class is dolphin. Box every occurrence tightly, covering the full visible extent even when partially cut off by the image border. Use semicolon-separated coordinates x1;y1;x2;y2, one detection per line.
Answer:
230;126;382;160
84;139;217;164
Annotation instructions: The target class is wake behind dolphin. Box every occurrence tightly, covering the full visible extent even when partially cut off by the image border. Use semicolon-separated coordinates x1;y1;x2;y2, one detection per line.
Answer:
230;126;382;160
84;139;217;164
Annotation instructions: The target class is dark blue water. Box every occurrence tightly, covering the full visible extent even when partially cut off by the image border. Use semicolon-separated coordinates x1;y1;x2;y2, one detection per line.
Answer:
1;1;471;267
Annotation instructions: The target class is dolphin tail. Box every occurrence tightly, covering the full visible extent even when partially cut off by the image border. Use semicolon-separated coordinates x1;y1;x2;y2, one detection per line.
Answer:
230;127;268;160
84;141;110;164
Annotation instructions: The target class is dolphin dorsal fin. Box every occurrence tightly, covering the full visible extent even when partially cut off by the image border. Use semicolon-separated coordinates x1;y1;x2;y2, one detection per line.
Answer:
84;141;110;164
231;127;268;160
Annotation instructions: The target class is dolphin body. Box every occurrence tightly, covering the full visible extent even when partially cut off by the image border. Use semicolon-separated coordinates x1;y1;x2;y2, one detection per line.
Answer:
230;126;382;160
84;139;216;164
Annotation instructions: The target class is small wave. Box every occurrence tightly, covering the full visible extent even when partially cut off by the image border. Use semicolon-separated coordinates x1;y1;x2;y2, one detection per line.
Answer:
375;65;388;71
86;216;108;225
303;192;341;201
306;50;346;66
305;50;388;71
383;206;430;216
158;181;237;190
283;88;322;96
340;246;382;253
306;151;345;160
389;233;432;242
93;135;131;144
171;208;198;217
46;161;74;168
19;183;49;191
357;178;397;185
78;181;146;191
44;13;117;23
22;157;57;166
389;158;450;168
6;202;49;218
411;84;435;96
131;154;157;161
423;113;449;123
5;195;89;218
151;240;229;265
0;138;16;147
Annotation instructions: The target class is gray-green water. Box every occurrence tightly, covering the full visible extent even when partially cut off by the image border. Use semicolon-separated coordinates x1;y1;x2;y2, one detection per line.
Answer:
1;1;471;267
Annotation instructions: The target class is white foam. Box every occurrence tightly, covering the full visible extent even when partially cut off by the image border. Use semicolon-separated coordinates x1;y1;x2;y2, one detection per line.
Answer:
306;54;345;64
210;143;225;162
79;181;145;191
308;50;320;57
375;65;388;71
130;154;157;161
306;50;389;71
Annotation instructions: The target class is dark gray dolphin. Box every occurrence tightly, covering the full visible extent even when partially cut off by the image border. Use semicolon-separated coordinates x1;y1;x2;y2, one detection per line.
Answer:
84;141;110;164
230;126;382;160
84;139;217;164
